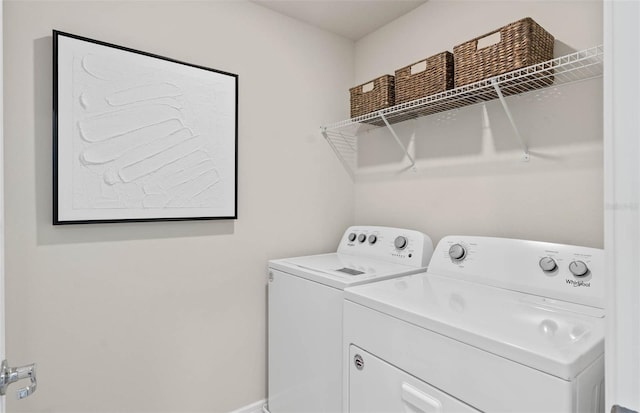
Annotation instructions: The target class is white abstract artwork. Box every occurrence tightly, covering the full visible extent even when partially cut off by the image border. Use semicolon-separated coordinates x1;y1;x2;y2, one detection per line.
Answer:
53;31;237;224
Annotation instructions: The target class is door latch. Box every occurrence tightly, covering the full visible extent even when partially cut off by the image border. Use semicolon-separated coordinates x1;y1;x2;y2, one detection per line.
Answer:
0;360;37;399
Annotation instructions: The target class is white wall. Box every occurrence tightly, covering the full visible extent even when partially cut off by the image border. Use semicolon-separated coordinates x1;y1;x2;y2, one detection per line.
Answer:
3;1;353;412
353;0;604;248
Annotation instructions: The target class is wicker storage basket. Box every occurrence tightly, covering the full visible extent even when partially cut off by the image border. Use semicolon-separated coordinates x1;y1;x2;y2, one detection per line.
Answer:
350;75;395;119
395;51;454;104
453;17;554;87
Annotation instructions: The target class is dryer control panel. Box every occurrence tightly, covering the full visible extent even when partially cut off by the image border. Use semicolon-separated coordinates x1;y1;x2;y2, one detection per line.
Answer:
428;236;604;309
338;226;434;268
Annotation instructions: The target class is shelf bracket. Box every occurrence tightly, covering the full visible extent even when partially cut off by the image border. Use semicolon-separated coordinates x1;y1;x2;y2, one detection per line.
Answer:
491;79;530;161
379;111;417;170
320;127;356;180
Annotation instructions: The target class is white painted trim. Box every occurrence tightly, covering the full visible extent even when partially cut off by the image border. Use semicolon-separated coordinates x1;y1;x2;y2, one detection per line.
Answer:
0;0;6;411
227;399;267;413
604;0;640;411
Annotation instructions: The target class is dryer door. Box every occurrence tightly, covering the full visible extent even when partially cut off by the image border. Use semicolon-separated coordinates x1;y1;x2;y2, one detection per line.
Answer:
349;345;480;413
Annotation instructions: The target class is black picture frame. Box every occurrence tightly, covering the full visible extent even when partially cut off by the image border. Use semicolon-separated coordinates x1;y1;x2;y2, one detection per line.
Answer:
53;30;238;225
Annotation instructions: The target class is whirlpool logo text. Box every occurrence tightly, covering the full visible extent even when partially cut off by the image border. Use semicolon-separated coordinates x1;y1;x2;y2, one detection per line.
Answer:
566;279;591;287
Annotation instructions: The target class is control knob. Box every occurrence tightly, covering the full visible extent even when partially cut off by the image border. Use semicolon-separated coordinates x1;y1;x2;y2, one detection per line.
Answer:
569;260;589;277
357;234;367;243
448;244;466;261
348;233;357;242
394;236;408;250
368;235;377;245
539;257;557;272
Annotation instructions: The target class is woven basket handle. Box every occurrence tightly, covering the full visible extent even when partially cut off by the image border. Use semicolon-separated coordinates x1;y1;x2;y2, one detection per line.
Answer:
361;81;375;93
410;60;427;75
476;30;502;51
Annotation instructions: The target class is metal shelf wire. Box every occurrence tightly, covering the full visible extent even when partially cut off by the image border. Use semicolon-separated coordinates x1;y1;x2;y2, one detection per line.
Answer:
321;45;604;177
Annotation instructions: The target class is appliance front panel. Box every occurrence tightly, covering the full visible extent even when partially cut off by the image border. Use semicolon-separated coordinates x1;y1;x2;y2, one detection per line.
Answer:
268;270;343;413
343;300;575;413
349;345;481;413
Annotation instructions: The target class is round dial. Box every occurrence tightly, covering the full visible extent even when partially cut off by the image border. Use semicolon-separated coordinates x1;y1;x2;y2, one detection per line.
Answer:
569;260;589;277
357;234;367;243
539;257;557;272
368;234;377;245
448;244;466;261
348;233;357;242
394;236;408;250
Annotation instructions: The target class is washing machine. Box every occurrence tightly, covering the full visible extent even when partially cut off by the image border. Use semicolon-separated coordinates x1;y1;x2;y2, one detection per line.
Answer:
343;236;605;413
266;226;434;413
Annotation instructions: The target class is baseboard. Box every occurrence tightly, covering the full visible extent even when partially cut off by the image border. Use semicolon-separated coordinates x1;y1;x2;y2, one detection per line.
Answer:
228;399;267;413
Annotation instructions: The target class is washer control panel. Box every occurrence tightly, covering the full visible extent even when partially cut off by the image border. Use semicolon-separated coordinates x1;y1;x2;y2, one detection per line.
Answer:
428;236;604;309
338;226;434;268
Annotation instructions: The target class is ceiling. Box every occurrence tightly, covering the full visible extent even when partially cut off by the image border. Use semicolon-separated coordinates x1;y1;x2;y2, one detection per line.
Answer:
251;0;428;41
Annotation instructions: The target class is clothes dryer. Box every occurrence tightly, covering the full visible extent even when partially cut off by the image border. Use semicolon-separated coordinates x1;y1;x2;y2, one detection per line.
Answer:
266;226;433;413
344;236;605;413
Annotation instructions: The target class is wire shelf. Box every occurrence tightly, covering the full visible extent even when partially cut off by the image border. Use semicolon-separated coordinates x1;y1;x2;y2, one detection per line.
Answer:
320;45;603;177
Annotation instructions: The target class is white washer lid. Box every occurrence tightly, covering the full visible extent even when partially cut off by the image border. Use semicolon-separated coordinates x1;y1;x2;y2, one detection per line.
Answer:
344;272;604;380
269;253;425;289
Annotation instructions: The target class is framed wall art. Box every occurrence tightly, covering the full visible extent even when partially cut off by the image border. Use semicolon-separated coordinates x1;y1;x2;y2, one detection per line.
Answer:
53;30;238;224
